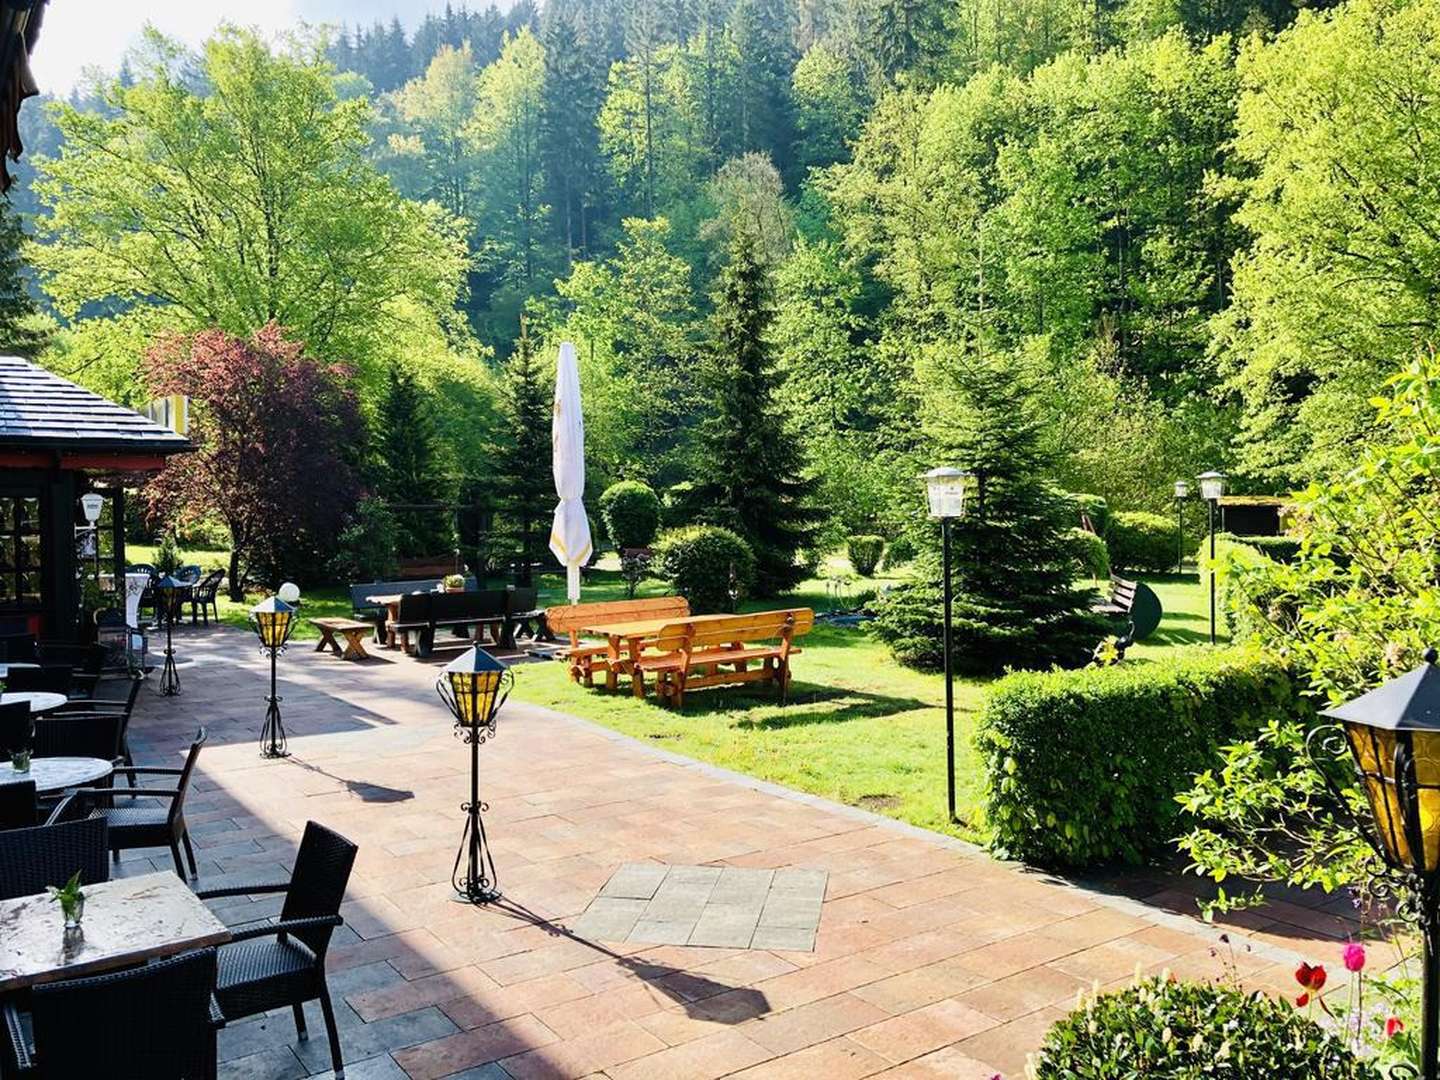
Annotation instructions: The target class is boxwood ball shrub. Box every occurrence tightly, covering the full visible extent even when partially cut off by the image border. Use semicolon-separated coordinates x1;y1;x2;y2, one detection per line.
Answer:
1032;978;1380;1079
599;480;661;551
1107;510;1181;573
651;525;756;613
977;648;1302;866
846;535;885;577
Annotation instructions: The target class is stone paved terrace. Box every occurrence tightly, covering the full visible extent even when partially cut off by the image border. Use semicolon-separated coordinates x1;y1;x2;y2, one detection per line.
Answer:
112;625;1373;1080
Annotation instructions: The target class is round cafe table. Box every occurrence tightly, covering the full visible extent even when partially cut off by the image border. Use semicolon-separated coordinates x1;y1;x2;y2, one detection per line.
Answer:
0;692;67;715
0;756;113;795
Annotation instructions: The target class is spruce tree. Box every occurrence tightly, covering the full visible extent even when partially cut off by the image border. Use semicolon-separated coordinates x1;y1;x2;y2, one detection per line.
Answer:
692;230;817;596
377;362;449;556
495;320;554;582
0;203;43;357
871;355;1107;673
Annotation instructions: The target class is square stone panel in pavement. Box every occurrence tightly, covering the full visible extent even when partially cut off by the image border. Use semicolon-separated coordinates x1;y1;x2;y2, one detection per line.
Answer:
571;863;827;951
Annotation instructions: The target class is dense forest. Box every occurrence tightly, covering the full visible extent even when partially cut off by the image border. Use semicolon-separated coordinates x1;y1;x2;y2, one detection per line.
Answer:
5;0;1439;584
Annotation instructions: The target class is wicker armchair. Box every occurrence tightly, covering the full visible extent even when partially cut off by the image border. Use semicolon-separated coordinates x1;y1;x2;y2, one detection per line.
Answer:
48;674;142;777
69;728;206;879
0;699;31;756
31;712;124;763
2;666;73;696
0;778;34;830
197;821;358;1078
2;946;221;1079
0;804;108;900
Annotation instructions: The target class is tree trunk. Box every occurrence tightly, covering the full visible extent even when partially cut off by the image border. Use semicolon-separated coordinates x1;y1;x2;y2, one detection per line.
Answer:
228;548;244;602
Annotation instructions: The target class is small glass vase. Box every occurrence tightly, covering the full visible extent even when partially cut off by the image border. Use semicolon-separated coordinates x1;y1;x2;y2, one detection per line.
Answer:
61;895;84;929
10;750;30;773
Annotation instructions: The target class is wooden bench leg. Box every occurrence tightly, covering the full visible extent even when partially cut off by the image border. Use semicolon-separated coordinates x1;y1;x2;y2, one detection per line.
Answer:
313;629;333;654
341;631;368;661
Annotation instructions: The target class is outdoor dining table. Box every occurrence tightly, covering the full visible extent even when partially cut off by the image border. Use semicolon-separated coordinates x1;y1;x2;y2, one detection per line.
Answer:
366;594;404;647
580;613;738;697
0;756;113;794
0;692;67;715
0;871;231;993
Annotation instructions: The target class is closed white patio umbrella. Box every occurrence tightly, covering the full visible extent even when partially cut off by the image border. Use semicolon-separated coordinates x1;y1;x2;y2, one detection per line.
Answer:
549;341;592;603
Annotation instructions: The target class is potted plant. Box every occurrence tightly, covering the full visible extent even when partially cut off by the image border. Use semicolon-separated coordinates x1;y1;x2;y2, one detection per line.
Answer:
48;871;86;929
10;747;29;773
443;573;465;593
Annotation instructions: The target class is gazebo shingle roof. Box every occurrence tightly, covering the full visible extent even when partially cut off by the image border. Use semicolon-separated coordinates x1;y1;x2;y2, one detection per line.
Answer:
0;355;191;454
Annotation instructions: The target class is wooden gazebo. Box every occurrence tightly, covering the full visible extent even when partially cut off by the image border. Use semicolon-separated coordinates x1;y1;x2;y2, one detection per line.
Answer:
0;356;190;640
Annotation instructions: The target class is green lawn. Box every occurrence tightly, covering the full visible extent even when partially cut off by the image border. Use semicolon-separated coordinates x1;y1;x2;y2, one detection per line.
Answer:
132;541;1219;840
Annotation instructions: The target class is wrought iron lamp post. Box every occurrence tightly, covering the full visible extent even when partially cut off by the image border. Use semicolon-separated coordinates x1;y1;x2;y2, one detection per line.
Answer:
437;646;513;904
1197;471;1225;645
156;574;183;696
1172;480;1189;574
250;596;296;759
1314;650;1440;1080
924;467;973;825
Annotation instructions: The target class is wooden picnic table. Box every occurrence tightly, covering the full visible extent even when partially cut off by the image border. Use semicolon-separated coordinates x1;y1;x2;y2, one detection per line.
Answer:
310;617;375;661
365;594;404;648
0;871;231;993
580;613;739;698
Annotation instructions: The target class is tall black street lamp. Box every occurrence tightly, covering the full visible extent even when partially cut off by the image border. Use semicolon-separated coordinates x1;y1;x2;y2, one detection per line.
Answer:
1313;650;1440;1080
250;596;296;759
924;466;973;825
1198;471;1225;645
1172;479;1189;574
156;574;183;696
437;646;513;904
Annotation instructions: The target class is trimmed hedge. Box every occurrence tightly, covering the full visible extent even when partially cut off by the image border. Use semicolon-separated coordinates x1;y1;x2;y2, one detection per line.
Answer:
1107;510;1180;573
651;525;756;613
1068;528;1109;581
599;481;661;550
1032;978;1379;1079
1196;534;1289;643
1238;533;1301;563
977;648;1302;867
846;535;885;576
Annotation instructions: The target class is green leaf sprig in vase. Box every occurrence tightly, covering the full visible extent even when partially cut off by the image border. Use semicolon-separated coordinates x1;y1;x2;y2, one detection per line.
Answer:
47;871;86;929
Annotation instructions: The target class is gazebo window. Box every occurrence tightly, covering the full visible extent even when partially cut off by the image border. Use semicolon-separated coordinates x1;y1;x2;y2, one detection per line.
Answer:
0;495;42;607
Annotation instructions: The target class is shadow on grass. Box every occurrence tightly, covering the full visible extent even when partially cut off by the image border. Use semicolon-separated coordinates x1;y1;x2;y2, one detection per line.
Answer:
653;681;932;730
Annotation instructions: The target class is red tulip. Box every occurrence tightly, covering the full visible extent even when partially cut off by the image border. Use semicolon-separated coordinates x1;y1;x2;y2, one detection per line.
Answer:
1294;962;1327;991
1387;1016;1405;1039
1342;942;1366;972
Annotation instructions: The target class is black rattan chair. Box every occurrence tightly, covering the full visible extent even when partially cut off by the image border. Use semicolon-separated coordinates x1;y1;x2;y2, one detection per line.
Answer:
31;712;124;762
0;779;35;830
49;674;142;776
3;666;73;696
0;699;31;755
2;946;220;1079
0;632;36;663
70;728;205;879
197;821;357;1078
0;802;108;900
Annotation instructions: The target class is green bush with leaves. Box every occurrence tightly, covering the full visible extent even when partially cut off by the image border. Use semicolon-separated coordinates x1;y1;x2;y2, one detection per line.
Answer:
329;497;399;583
1107;510;1180;573
977;647;1302;867
846;535;885;576
153;532;183;575
1237;534;1301;563
1032;978;1380;1079
1069;493;1110;536
651;525;756;614
1195;533;1286;642
880;535;915;570
1068;528;1109;581
599;480;662;551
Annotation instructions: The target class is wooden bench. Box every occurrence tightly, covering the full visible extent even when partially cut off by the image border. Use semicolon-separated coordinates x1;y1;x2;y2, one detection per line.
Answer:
349;578;476;642
310;617;376;661
1092;575;1163;642
545;596;690;686
636;608;814;708
388;589;542;657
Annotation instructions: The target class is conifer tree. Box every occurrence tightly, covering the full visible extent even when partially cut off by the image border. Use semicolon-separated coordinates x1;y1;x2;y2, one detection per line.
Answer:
494;320;553;582
377;362;450;556
871;354;1107;673
692;230;816;595
0;203;43;357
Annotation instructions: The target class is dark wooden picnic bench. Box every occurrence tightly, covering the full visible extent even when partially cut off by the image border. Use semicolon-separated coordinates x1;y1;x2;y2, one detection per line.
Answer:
1093;574;1163;643
348;577;476;642
388;588;546;658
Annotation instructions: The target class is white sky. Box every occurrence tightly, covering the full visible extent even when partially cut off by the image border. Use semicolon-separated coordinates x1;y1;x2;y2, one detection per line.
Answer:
33;0;468;94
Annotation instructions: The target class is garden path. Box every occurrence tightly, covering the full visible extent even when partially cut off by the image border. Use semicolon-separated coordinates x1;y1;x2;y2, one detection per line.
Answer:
118;627;1367;1079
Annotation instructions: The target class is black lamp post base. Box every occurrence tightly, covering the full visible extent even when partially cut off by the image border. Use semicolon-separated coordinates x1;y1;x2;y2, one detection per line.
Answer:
452;799;500;905
159;648;181;696
259;698;288;759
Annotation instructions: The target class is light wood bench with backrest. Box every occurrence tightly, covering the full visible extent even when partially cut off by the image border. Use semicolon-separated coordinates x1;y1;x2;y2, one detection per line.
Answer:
636;608;814;708
544;596;690;685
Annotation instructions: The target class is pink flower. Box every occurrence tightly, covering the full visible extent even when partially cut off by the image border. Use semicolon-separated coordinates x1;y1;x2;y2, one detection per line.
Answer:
1387;1016;1405;1039
1342;942;1366;972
